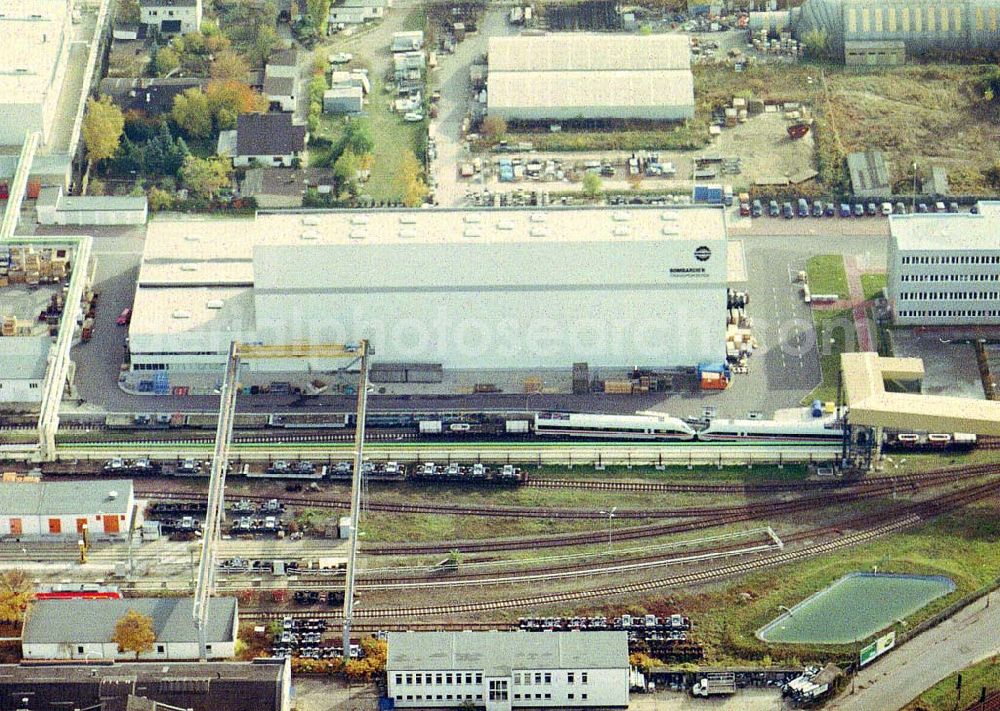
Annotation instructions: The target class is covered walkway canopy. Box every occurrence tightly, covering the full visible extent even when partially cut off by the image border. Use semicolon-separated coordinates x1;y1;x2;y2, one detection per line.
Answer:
841;352;1000;436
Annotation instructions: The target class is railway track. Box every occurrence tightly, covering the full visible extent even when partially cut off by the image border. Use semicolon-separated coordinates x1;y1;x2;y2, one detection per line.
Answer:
244;477;997;620
134;463;999;524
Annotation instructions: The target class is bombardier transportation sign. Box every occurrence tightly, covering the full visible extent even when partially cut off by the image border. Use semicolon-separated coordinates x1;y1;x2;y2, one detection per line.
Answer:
668;245;713;279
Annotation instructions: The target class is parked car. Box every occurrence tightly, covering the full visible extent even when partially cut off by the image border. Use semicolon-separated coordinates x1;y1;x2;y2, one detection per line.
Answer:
918;202;929;213
797;198;809;217
116;308;132;326
866;202;878;216
824;202;836;217
881;202;893;216
948;201;960;213
768;200;780;217
840;203;852;218
403;112;424;122
782;202;794;219
895;202;907;215
853;203;865;217
739;201;751;217
971;204;980;214
934;201;947;212
751;199;763;218
329;52;353;64
812;200;823;217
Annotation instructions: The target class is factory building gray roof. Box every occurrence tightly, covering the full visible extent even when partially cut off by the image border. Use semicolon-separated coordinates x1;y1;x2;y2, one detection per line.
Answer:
23;597;237;645
0;660;288;711
387;631;628;674
488;34;690;72
0;335;51;380
890;211;1000;251
847;151;891;197
0;479;133;516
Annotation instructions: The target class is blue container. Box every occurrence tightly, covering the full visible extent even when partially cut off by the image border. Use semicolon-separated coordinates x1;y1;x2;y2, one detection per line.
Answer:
138;380;153;393
693;184;724;204
811;399;823;417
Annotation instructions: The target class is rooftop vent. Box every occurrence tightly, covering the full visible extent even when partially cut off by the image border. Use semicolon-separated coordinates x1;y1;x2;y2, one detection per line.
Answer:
179;265;197;271
463;226;483;238
172;310;191;319
613;226;630;237
399;215;418;224
530;227;549;237
349;229;367;240
398;229;417;239
530;213;546;223
184;234;200;241
206;300;224;309
612;211;630;222
661;227;678;236
463;214;481;224
660;212;677;222
496;220;514;231
300;230;319;240
350;215;370;226
301;215;320;226
108;491;118;500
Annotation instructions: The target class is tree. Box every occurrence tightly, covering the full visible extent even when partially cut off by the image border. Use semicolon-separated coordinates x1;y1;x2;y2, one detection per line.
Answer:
401;150;428;207
582;171;602;199
206;80;267;119
180;155;232;199
83;96;125;165
481;115;507;140
147;186;175;211
253;24;280;66
111;609;156;659
210;50;250;81
333;148;359;194
341;119;374;157
153;45;181;77
306;0;331;34
800;28;829;58
172;88;213;139
0;570;33;624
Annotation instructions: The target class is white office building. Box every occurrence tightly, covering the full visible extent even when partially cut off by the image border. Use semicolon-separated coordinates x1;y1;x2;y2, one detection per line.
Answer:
888;202;1000;326
139;0;203;34
125;207;729;392
0;0;73;146
386;631;630;710
0;479;134;539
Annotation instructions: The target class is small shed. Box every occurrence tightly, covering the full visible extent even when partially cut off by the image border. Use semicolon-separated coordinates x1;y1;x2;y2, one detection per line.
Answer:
329;70;370;94
926;166;949;196
391;30;424;53
323;86;364;114
36;187;148;226
847;151;891;198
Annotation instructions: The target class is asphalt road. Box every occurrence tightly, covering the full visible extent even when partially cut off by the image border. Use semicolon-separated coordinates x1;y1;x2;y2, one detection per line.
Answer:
828;592;1000;711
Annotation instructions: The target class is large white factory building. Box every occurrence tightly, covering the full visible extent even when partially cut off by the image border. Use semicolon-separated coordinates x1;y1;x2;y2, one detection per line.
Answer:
888;202;1000;327
126;207;728;393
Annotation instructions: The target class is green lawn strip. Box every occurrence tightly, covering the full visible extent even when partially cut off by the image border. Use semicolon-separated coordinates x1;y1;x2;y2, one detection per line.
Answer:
861;273;887;302
806;255;850;299
803;307;856;404
674;503;1000;664
904;655;1000;711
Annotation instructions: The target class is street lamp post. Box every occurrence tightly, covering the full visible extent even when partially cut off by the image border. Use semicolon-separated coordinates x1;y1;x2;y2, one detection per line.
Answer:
598;508;617;550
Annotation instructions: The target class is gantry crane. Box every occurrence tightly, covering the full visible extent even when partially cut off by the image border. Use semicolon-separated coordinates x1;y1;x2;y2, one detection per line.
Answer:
193;340;370;661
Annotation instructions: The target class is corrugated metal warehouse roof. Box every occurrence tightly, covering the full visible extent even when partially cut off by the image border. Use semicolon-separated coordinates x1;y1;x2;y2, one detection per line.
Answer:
487;34;694;121
0;479;133;515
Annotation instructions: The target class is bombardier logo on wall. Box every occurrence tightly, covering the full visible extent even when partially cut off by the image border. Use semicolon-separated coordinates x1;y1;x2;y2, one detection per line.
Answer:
694;245;712;262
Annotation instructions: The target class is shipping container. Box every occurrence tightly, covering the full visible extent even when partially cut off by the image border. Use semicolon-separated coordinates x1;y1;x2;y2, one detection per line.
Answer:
692;184;724;204
26;180;41;199
418;420;443;434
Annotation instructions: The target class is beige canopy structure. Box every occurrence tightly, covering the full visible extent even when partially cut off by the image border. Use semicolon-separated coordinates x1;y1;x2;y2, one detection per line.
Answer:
841;352;1000;436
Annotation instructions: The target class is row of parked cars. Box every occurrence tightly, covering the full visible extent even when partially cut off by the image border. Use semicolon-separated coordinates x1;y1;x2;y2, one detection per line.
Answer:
742;197;967;219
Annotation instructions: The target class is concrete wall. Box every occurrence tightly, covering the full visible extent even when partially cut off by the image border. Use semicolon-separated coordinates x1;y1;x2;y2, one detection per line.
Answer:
0;501;134;540
0;378;44;404
22;639;235;661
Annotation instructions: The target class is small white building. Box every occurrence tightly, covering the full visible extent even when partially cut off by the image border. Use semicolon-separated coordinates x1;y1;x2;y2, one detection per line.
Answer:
264;74;297;113
888;201;1000;327
22;597;238;661
0;479;135;539
329;70;370;94
386;631;630;710
329;0;390;25
323;86;363;114
36;187;148;226
139;0;202;34
0;336;50;404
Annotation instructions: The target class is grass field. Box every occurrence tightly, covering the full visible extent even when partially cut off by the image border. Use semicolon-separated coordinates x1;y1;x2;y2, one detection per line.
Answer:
905;656;1000;711
806;255;850;299
861;273;888;302
804;308;856;403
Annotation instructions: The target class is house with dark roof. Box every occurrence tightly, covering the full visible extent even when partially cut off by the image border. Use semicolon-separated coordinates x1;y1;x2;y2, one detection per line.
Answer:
228;113;307;168
139;0;203;34
264;74;297;112
0;659;291;711
22;597;238;661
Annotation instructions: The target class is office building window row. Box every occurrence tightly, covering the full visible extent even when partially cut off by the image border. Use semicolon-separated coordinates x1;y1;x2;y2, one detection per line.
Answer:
897;309;1000;318
395;693;482;703
394;672;483;686
898;291;1000;301
902;254;1000;265
900;273;1000;282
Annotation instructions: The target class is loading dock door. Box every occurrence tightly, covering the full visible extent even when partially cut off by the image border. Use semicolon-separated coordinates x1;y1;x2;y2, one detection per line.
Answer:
9;518;21;535
104;515;120;534
48;518;61;535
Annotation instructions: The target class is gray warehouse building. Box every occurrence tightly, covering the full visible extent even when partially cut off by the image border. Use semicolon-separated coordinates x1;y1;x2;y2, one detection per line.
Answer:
753;0;1000;62
888;202;1000;326
486;34;694;122
126;207;728;393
